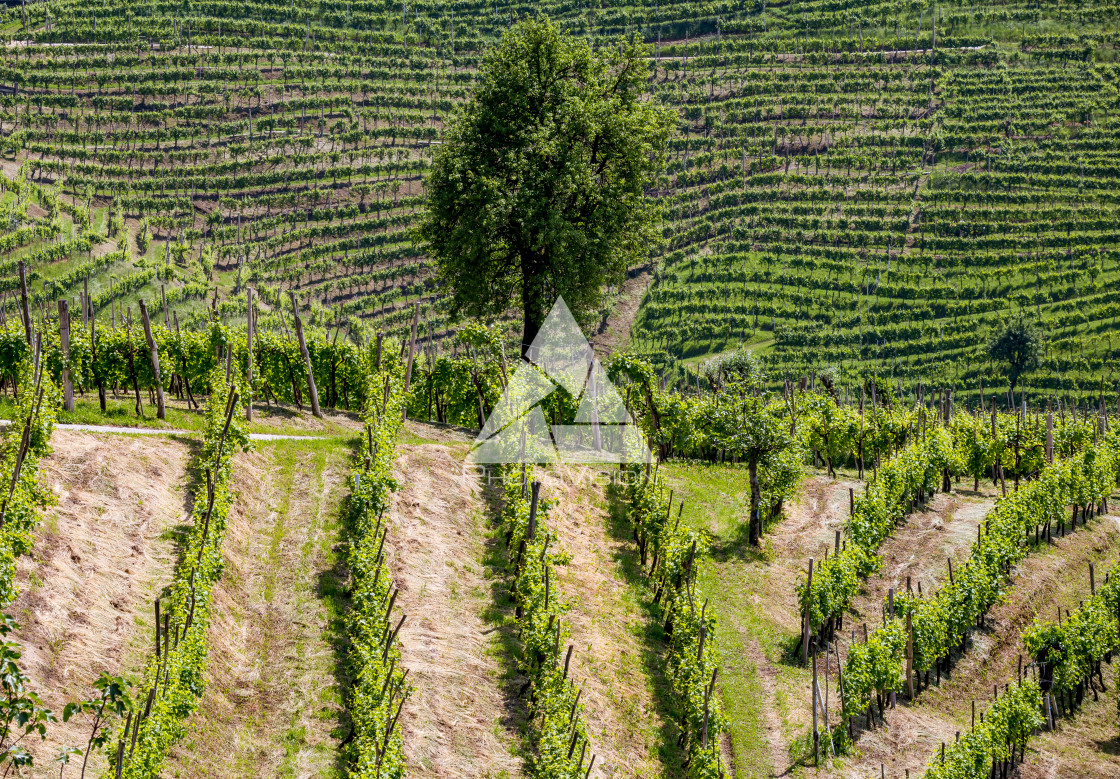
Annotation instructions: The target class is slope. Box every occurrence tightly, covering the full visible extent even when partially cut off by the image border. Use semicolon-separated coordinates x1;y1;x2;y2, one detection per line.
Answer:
167;437;352;778
385;424;524;778
8;429;192;775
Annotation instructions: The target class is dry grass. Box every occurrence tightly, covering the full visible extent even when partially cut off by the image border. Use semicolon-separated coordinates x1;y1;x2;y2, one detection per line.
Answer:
244;401;364;434
8;430;191;775
167;440;350;779
665;467;1021;779
848;486;997;627
538;465;667;779
387;442;523;779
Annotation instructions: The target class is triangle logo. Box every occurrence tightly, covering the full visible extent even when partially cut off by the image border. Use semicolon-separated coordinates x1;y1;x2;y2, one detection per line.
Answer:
469;297;652;464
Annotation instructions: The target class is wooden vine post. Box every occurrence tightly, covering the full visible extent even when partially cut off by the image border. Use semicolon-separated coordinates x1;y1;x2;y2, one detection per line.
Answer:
91;300;105;412
17;260;31;346
57;300;74;412
801;558;814;665
811;648;820;765
138;300;166;420
1046;410;1054;463
402;302;419;420
289;291;321;418
888;588;896;708
245;288;254;422
906;611;914;699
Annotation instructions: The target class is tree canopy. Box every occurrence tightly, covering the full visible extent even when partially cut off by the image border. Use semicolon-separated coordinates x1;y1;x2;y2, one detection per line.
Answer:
988;318;1043;392
418;16;675;354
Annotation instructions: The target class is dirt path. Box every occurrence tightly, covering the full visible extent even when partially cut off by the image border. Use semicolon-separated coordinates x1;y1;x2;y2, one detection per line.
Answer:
748;638;789;777
590;265;653;358
386;440;523;779
167;439;350;778
8;430;192;775
848;487;997;626
540;465;667;779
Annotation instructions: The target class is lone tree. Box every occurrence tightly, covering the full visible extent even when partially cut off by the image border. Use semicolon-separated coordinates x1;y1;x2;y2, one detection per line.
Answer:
419;16;675;354
988;317;1042;393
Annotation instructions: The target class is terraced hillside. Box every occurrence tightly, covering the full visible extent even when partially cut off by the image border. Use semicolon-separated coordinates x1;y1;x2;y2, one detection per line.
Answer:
627;10;1120;400
2;1;1119;385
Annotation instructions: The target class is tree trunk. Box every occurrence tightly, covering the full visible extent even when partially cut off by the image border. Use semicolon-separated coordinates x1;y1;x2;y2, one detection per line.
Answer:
91;304;105;412
749;456;762;545
521;270;547;359
245;288;254;421
403;303;419;420
289;292;321;418
138;300;165;419
57;300;74;412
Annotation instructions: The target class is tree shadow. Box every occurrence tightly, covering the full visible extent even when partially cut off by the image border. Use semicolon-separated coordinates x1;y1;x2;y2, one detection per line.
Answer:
322;434;363;776
475;468;532;758
604;478;690;776
707;519;774;565
156;433;206;601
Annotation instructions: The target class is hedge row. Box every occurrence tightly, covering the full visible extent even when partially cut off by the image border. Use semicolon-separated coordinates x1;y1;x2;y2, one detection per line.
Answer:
621;465;726;778
113;365;249;777
496;466;595;778
843;433;1120;728
343;354;411;778
798;429;958;634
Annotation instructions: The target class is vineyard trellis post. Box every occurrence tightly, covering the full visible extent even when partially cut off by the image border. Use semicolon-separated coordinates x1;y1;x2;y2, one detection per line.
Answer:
906;611;914;699
1047;411;1054;463
246;288;254;422
138;300;165;420
289;291;321;418
402;302;419;420
802;558;813;665
58;299;73;412
18;261;31;346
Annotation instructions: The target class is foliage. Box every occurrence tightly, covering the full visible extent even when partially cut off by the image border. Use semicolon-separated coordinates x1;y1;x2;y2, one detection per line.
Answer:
0;319;372;416
0;614;55;770
61;672;131;778
344;350;411;779
701;349;764;393
111;364;248;778
621;466;726;778
419;16;675;350
923;680;1043;779
799;429;958;630
495;465;594;778
987;318;1043;391
843;434;1120;721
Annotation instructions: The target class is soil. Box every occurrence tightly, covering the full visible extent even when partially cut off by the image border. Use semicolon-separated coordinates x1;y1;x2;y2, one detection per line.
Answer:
590;266;654;358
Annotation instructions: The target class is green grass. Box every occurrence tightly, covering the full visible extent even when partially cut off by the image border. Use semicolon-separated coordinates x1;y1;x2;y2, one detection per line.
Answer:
660;460;821;778
0;391;361;438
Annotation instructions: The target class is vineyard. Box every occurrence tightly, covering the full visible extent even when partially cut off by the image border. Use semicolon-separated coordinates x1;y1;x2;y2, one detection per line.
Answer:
0;0;1112;399
0;287;1112;778
0;0;1118;778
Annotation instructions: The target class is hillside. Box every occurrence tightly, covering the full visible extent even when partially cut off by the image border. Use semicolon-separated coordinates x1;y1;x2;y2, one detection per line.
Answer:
0;1;1115;398
3;2;1120;778
9;430;190;772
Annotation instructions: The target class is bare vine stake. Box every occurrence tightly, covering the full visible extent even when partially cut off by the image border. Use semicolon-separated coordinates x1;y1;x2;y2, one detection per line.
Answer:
58;299;73;411
138;300;165;419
